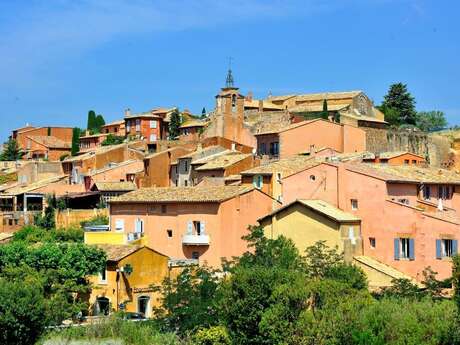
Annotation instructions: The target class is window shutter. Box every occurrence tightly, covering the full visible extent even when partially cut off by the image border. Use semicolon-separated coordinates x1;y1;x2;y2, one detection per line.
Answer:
436;239;442;259
453;240;458;255
135;219;141;233
187;221;193;235
409;238;415;260
394;238;400;260
200;221;206;235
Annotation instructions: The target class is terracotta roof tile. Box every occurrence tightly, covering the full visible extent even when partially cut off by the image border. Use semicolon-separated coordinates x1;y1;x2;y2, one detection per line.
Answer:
94;181;137;192
95;244;142;261
241;156;322;176
110;185;254;203
346;163;460;184
195;152;252;171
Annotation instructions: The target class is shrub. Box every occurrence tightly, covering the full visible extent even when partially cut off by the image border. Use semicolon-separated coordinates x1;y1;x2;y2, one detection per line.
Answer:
193;326;231;345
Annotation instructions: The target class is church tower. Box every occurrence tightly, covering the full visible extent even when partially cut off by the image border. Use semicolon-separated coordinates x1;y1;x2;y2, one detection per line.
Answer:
214;68;245;143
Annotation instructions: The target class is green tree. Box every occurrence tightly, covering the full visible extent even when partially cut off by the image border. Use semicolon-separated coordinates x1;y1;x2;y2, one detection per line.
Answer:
153;266;222;335
321;99;329;119
95;114;106;133
0;276;47;345
381;82;417;126
201;107;207;118
87;110;97;130
416;110;447;132
71;127;81;156
0;138;23;161
168;109;182;140
101;134;124;146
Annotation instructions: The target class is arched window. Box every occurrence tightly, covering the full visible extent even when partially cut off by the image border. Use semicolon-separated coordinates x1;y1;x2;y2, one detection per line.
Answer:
232;94;237;112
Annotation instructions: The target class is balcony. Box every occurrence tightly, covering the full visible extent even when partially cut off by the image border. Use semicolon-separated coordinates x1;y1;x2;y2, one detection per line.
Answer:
182;234;210;246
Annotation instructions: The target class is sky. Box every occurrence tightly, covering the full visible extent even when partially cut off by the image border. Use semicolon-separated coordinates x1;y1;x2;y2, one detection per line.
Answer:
0;0;459;140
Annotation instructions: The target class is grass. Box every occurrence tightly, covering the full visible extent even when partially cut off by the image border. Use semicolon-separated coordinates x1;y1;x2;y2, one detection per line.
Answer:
38;318;184;345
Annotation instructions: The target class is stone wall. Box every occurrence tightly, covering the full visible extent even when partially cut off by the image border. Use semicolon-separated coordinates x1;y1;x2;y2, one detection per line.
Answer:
363;127;451;167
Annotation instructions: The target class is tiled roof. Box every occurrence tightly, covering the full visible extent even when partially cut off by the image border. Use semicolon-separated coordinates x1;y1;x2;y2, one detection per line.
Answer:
95;244;142;261
179;119;206;129
1;175;67;196
378;151;424;160
254;119;320;135
63;143;128;162
288;104;349;113
94;181;137;192
266;94;296;102
87;159;141;176
340;111;387;124
241;156;322;176
244;99;284;110
27;135;71;149
295;91;362;102
353;256;422;287
195;152;252;171
178;146;227;161
346;163;460;184
80;133;109;139
102;120;125;127
110;185;254;203
0;233;13;242
259;199;360;223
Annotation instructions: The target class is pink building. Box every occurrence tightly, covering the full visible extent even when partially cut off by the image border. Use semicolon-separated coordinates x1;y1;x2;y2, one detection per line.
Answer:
108;185;275;267
254;119;366;159
280;161;460;281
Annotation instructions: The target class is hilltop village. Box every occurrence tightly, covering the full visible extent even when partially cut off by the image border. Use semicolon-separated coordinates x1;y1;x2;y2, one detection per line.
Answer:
2;71;460;318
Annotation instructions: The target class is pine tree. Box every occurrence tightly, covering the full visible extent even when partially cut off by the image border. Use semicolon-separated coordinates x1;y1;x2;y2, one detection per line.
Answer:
0;138;22;161
381;83;417;126
168;109;182;140
87;110;97;131
201;107;207;118
71;127;81;156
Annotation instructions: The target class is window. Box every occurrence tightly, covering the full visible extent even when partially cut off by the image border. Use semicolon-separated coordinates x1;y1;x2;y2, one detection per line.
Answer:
135;119;141;132
184;160;189;173
193;221;203;235
231;94;237;112
369;237;376;248
276;173;282;183
269;142;279;156
398;198;409;205
161;205;167;214
115;219;125;231
99;265;107;284
404;159;410;165
438;185;451;200
259;143;267;155
436;239;457;259
412;160;417;164
134;218;144;233
192;251;200;259
150;120;157;129
150;134;157;142
167;229;173;238
394;238;414;260
184;180;188;187
423;185;431;200
253;175;263;189
351;199;358;210
309;175;316;181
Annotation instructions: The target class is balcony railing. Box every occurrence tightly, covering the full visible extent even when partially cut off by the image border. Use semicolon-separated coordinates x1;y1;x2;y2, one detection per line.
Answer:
182;234;210;246
127;232;144;242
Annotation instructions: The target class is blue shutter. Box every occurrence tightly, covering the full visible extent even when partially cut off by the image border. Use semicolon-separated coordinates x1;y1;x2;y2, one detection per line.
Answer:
436;239;442;259
453;240;458;256
409;239;415;260
394;238;400;260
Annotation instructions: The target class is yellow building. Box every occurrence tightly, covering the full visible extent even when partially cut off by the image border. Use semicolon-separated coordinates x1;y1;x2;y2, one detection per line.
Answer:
258;199;362;261
258;199;420;289
88;244;170;317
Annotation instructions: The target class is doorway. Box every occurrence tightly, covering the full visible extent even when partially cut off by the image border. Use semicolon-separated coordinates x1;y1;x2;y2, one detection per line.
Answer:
137;295;150;317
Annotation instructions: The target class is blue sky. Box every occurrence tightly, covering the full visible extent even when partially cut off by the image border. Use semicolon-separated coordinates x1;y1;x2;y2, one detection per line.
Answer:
0;0;458;140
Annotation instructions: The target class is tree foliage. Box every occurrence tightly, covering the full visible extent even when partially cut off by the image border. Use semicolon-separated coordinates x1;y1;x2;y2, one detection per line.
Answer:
101;134;125;146
71;127;81;156
168;109;182;140
0;138;23;161
380;82;417;126
416;110;447;132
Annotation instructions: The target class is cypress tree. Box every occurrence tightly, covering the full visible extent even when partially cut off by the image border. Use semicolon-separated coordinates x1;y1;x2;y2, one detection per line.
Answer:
95;114;105;133
168;109;182;140
201;107;207;118
71;127;81;156
87;110;97;131
321;99;329;119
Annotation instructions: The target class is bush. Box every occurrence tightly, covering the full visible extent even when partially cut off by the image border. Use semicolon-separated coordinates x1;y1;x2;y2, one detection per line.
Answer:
193;326;231;345
80;214;109;228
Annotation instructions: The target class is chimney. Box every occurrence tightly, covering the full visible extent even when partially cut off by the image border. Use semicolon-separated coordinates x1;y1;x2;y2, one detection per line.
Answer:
125;108;131;117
